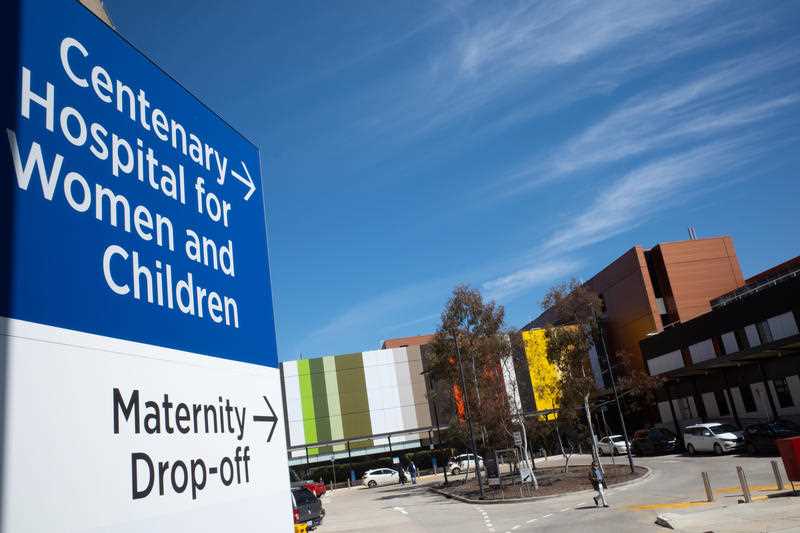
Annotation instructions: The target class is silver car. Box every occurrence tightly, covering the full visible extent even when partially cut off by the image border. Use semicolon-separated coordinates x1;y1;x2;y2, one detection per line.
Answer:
598;435;629;456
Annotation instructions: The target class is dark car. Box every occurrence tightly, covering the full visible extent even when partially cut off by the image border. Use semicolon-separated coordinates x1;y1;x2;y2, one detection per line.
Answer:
292;487;325;530
744;419;800;455
631;427;678;456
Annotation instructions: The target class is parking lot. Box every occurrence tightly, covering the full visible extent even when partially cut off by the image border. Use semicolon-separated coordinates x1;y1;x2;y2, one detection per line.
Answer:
315;453;797;533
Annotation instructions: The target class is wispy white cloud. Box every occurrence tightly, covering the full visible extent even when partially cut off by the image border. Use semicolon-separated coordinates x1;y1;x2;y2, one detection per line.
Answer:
482;258;582;301
351;0;743;143
541;137;771;254
489;44;800;198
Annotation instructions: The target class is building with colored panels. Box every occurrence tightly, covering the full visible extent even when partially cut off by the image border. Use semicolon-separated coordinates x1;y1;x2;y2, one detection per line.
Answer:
521;329;560;414
501;329;561;418
281;346;433;464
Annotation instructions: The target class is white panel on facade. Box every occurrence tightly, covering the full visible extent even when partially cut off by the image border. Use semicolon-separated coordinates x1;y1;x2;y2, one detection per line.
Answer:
587;344;604;388
745;324;761;348
702;392;719;419
362;350;396;446
501;355;523;413
688;396;698;419
658;401;673;424
689;339;716;364
768;312;799;341
282;361;305;447
647;350;684;375
721;332;738;355
751;382;770;416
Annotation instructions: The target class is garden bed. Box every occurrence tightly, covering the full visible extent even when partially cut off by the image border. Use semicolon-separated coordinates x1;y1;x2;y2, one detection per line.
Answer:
438;464;647;501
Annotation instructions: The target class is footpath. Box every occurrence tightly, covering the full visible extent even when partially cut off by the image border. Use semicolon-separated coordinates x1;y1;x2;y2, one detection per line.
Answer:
656;493;800;532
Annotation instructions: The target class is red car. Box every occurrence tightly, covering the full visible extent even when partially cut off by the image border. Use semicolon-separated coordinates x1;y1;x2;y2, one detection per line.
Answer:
290;470;327;497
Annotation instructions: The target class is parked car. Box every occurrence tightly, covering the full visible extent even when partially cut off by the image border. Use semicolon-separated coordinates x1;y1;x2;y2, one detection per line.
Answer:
744;419;800;455
631;427;678;456
292;487;325;530
290;469;327;497
363;468;400;488
447;453;484;475
598;435;630;456
684;423;744;455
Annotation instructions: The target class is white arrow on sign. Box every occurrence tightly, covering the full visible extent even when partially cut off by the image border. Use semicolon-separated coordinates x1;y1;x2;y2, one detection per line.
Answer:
230;161;256;201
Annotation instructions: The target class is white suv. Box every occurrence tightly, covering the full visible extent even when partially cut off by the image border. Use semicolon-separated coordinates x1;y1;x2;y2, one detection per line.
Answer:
447;454;484;475
684;423;744;455
362;468;399;488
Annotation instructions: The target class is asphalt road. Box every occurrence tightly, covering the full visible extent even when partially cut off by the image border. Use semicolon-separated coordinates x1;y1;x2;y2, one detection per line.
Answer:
318;453;794;533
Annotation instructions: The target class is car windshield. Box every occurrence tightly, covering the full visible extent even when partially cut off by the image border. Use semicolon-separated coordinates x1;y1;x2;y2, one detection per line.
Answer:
292;489;316;505
710;424;739;434
610;436;625;442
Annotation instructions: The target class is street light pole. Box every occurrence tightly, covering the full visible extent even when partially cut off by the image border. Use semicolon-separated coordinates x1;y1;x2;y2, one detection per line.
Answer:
453;331;484;499
595;312;635;474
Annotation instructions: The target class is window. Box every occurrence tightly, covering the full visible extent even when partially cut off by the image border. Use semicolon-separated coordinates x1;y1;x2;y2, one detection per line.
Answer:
745;325;760;348
739;385;757;413
773;378;794;408
714;390;730;416
756;321;774;344
721;332;738;355
678;397;691;419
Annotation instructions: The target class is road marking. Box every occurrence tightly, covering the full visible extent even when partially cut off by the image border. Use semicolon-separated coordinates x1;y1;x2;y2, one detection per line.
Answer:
627;501;710;511
543;513;553;518
512;525;521;530
392;506;408;515
526;518;537;523
716;484;778;494
560;507;569;512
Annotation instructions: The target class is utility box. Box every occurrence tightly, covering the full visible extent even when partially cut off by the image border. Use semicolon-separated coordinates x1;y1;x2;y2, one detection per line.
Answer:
776;437;800;481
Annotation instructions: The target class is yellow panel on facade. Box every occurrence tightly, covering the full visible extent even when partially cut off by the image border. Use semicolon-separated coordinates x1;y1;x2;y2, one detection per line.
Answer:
521;329;560;416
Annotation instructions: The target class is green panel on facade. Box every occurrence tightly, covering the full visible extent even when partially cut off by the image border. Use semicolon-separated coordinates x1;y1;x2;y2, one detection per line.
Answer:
298;359;318;454
309;358;332;445
335;353;373;449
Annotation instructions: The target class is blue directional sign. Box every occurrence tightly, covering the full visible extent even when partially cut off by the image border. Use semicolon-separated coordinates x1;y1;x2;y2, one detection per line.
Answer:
1;0;278;367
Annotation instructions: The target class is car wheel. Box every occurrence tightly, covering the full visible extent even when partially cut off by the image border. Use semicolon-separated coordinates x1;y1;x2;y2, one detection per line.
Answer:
687;444;696;456
714;443;724;456
612;447;619;456
367;480;377;488
452;467;461;476
746;442;757;455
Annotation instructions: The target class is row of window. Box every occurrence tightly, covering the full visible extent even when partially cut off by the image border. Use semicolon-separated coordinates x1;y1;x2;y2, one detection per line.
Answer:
651;311;799;374
672;377;796;421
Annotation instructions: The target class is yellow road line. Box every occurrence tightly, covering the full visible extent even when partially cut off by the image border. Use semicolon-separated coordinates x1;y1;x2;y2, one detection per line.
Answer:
714;484;778;494
627;485;781;511
627;501;711;511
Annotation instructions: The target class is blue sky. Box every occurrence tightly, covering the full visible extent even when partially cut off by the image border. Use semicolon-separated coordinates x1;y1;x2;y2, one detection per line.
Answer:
105;0;800;360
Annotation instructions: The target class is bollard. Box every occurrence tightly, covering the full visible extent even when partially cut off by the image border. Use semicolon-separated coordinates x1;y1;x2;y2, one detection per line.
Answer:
771;460;785;491
702;472;714;502
736;466;752;503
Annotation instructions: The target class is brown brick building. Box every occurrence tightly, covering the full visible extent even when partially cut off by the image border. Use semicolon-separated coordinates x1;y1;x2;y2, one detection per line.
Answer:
529;236;745;379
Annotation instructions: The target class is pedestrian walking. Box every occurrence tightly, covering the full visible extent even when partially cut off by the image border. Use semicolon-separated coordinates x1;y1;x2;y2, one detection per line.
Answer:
398;465;407;485
589;460;608;507
409;461;418;485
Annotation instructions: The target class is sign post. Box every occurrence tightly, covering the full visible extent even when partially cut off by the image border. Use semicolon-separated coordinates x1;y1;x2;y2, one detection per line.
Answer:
0;1;291;531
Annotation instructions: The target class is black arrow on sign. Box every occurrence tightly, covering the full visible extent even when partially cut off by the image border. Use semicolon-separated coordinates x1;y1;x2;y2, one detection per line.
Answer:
252;396;278;443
